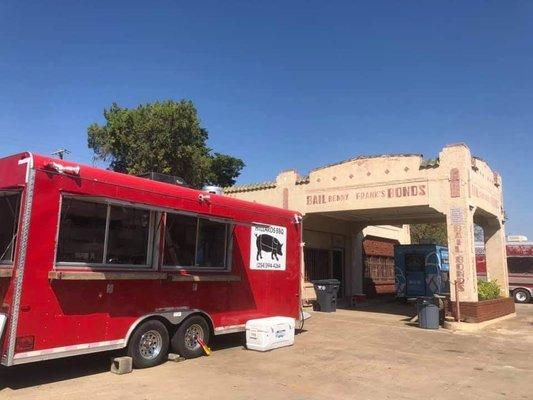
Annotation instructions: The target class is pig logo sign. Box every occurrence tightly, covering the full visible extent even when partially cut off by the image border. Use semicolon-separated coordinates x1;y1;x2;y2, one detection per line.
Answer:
250;224;287;271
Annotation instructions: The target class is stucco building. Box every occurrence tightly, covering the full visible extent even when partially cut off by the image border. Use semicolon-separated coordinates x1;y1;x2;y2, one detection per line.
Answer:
225;143;508;305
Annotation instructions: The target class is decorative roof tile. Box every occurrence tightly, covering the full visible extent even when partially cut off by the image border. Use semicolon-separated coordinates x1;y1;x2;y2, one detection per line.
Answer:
420;158;440;169
296;175;309;185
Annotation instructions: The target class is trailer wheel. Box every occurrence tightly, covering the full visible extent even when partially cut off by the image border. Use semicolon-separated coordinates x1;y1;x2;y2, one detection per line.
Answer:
171;315;210;359
513;289;531;304
127;319;169;368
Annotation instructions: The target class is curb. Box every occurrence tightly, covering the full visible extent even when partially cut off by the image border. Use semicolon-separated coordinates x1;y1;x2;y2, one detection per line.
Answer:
442;313;517;332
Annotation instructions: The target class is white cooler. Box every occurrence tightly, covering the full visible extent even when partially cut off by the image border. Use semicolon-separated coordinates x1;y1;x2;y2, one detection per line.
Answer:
245;316;295;352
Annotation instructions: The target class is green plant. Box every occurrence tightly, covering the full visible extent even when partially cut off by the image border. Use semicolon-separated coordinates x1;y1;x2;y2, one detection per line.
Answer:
477;279;501;301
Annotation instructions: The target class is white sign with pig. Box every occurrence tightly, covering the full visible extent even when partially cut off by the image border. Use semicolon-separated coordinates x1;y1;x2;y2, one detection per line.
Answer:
250;224;287;271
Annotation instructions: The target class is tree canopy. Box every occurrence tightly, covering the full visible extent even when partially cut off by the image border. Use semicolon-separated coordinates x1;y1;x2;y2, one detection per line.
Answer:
410;223;448;246
87;100;244;188
410;223;485;246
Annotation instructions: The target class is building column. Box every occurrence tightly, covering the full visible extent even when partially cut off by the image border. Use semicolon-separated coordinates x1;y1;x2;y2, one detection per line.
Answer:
347;225;366;297
446;206;478;302
483;219;509;296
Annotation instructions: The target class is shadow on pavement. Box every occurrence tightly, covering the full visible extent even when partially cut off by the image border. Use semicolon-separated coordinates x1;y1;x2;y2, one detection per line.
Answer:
0;332;250;391
209;332;246;351
0;351;119;390
337;296;417;318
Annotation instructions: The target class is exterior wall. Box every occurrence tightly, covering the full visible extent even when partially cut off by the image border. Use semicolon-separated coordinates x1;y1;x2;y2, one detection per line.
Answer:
364;225;410;243
226;144;508;305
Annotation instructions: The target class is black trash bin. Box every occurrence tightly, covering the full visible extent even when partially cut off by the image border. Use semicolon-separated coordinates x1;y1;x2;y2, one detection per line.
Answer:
312;279;340;312
416;297;440;329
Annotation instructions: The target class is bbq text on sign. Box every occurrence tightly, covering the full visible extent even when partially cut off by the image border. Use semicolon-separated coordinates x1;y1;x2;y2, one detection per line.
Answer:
250;224;287;271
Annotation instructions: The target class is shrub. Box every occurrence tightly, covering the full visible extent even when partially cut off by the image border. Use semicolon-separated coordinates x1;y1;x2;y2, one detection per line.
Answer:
478;279;501;301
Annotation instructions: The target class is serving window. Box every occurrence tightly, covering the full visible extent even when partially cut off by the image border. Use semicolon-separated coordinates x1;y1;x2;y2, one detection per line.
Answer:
56;198;107;263
56;197;154;269
196;218;228;269
163;213;197;267
106;206;150;265
162;213;232;271
55;195;232;272
0;191;21;265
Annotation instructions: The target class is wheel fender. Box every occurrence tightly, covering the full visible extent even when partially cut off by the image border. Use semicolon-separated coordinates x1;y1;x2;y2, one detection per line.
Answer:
513;287;533;296
124;309;214;345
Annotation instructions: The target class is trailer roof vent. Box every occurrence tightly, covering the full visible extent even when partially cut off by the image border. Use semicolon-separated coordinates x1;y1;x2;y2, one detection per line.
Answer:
202;185;223;195
139;172;188;187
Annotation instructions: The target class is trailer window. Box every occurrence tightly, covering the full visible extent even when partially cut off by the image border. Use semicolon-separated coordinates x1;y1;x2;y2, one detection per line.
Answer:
163;214;230;270
163;214;198;267
0;192;21;263
106;206;150;265
196;219;228;269
57;198;107;263
57;198;152;268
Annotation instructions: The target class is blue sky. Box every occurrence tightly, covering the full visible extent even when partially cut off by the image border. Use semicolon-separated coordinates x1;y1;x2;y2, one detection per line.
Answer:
0;1;532;237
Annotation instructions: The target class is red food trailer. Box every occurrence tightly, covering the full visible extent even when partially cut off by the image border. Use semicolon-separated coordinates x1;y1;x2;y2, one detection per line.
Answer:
0;152;303;368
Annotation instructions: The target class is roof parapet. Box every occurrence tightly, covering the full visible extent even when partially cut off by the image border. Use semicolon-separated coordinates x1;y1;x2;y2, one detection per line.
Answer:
310;153;423;173
223;181;276;194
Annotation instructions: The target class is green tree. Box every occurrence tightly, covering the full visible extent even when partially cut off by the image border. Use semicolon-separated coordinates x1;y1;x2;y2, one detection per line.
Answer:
87;100;244;188
410;223;484;247
207;153;245;188
410;223;448;246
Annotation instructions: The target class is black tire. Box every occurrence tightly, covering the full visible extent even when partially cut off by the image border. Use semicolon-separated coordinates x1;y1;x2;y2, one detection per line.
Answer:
513;288;531;304
127;319;169;369
171;315;210;359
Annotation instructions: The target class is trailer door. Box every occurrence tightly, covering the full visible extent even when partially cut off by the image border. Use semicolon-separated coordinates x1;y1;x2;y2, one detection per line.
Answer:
404;253;426;297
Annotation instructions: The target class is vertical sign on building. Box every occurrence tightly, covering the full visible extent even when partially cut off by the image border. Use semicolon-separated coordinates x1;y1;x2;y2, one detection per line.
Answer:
450;168;461;198
450;207;465;292
282;188;289;209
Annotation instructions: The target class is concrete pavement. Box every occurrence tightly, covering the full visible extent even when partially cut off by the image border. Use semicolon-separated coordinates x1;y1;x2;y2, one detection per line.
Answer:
1;302;531;399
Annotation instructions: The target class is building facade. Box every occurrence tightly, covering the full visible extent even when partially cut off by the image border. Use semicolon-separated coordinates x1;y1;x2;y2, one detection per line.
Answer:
225;144;508;304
